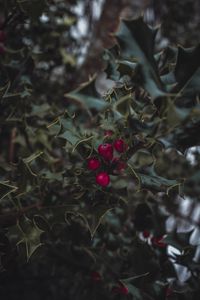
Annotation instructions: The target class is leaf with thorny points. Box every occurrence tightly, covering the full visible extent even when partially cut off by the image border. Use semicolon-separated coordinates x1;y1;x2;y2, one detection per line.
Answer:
174;44;200;95
64;76;110;113
16;216;44;261
62;204;115;238
115;17;165;99
137;163;178;192
0;181;18;202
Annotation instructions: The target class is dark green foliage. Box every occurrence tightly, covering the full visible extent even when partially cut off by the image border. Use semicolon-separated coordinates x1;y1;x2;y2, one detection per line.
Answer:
0;1;200;300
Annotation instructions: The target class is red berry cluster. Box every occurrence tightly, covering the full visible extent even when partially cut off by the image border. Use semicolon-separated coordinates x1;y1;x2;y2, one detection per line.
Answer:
0;29;6;55
87;132;128;187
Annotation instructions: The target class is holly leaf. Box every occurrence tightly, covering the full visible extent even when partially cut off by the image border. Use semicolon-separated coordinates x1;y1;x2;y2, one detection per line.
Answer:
103;49;120;81
0;182;18;202
0;81;10;101
115;17;165;99
40;170;64;182
16;216;44;261
137;164;177;192
63;204;115;238
59;129;80;146
179;67;200;98
17;0;47;20
174;44;200;92
162;120;200;152
64;76;109;112
22;151;43;176
124;283;142;300
79;205;115;238
36;203;113;238
163;230;194;251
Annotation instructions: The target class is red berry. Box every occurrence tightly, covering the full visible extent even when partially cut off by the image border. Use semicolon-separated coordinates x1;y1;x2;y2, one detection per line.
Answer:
112;157;126;172
142;230;150;238
151;236;166;248
98;143;113;160
91;271;101;282
87;158;101;170
0;31;6;43
119;286;129;295
112;282;129;295
165;287;173;297
104;130;113;137
114;139;128;153
96;172;110;187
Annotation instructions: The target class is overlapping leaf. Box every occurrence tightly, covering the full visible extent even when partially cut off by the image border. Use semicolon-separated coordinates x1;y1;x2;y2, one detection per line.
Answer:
115;18;165;99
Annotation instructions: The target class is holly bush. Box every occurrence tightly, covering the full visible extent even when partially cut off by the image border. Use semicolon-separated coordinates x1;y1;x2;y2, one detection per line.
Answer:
1;1;200;300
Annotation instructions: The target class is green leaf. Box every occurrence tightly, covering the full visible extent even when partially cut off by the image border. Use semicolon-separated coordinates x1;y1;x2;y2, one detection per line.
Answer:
116;18;165;99
180;67;200;97
174;44;200;91
59;129;80;145
40;170;64;182
30;103;51;118
0;81;10;101
22;152;43;176
124;283;142;299
103;49;120;81
163;231;194;251
120;272;150;283
64;204;115;238
137;164;177;192
22;151;44;164
166;99;190;127
0;182;18;202
17;0;47;20
60;48;76;66
16;216;44;261
64;76;110;112
79;205;115;238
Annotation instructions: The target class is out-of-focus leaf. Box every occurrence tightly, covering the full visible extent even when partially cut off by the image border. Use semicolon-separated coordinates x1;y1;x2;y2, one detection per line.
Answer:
60;48;76;66
16;216;44;261
163;230;194;251
174;45;200;92
0;182;18;202
179;67;200;97
64;204;115;238
124;283;142;299
59;129;80;145
137;164;177;192
40;170;64;182
64;77;109;111
116;18;165;99
17;0;47;20
0;81;10;101
166;100;190;127
29;103;51;118
22;151;43;176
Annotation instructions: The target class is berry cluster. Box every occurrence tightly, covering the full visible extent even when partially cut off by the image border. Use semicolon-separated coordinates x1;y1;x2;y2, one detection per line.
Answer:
87;132;128;187
0;28;6;55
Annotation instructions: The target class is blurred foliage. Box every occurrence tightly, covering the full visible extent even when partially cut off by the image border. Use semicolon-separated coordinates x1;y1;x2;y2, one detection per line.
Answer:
0;0;200;300
154;0;200;46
